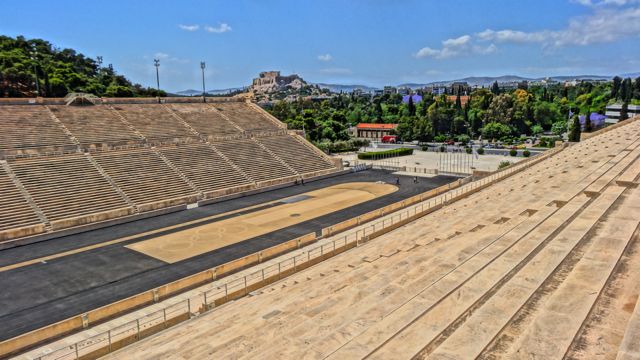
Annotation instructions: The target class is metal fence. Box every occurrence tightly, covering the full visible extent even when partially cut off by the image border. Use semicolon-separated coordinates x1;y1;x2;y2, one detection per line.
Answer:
34;145;562;360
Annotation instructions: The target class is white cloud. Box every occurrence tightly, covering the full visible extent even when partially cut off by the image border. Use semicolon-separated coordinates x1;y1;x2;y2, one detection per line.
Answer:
204;23;232;33
317;54;333;62
319;68;352;75
178;24;199;31
572;0;640;6
476;29;548;43
415;34;497;59
416;2;640;60
154;52;170;59
442;35;472;47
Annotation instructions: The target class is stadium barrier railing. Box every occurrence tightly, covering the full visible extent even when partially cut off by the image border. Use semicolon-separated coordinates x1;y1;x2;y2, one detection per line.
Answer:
16;143;566;360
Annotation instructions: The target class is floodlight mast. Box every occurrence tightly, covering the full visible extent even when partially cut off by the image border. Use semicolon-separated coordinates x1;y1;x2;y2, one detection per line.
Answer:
154;59;161;103
31;45;40;97
200;61;206;103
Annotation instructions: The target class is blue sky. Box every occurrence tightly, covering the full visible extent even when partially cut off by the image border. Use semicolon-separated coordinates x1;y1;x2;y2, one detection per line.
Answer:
3;0;640;91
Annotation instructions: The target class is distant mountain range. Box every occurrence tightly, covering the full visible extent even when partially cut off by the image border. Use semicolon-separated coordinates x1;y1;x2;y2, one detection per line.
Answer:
172;87;245;97
177;72;639;95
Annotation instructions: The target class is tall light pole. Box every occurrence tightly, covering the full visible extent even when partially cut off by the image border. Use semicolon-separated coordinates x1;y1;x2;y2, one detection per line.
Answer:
154;59;161;103
200;61;206;103
30;46;40;97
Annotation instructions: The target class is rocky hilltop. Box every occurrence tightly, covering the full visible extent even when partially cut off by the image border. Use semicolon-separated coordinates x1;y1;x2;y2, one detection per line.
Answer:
250;71;329;103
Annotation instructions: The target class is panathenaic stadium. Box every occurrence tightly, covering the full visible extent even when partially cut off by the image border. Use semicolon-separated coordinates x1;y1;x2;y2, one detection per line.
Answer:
0;96;639;360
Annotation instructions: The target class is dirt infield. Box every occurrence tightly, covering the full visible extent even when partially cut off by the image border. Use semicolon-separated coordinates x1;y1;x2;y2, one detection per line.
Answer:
128;182;397;263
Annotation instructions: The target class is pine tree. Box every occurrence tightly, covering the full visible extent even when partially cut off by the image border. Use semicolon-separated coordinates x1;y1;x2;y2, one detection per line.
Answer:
455;94;462;109
568;114;581;142
584;112;592;132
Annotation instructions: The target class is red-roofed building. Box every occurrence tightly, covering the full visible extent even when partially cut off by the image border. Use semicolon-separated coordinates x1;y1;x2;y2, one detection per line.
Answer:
446;95;470;107
354;123;398;140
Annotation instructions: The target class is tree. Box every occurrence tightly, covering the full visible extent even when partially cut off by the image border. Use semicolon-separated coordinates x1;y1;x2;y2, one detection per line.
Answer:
531;124;544;136
568;114;581;142
491;81;500;95
0;35;164;97
481;122;512;140
485;94;514;124
407;95;416;116
584;112;592;132
533;102;562;130
620;102;629;121
551;121;567;136
612;76;622;99
621;77;633;102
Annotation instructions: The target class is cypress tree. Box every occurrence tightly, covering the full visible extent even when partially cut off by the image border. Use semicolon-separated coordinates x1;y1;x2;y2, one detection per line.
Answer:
568;114;581;142
584;112;592;132
407;95;416;116
612;76;622;99
491;81;500;95
620;102;629;121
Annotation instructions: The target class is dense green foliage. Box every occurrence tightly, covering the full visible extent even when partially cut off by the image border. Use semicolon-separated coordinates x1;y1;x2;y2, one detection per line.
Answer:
357;147;413;160
267;78;640;144
0;35;165;97
315;139;369;153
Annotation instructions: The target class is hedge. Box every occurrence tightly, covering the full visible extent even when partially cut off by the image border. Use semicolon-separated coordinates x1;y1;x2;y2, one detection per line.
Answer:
357;147;413;160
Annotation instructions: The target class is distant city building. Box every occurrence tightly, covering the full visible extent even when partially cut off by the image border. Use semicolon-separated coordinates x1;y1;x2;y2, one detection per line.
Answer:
431;86;446;95
397;86;411;95
383;86;397;95
605;103;640;124
402;94;422;104
450;82;470;95
355;123;398;140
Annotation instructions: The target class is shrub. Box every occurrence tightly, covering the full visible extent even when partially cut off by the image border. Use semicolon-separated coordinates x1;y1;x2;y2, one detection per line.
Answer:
315;139;370;153
523;149;531;157
465;147;472;154
357;147;413;160
434;134;448;142
456;134;470;144
509;149;517;157
498;160;512;170
476;147;485;155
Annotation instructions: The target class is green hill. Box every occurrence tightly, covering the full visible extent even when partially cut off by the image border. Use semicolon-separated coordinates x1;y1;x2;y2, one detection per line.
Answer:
0;35;165;98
